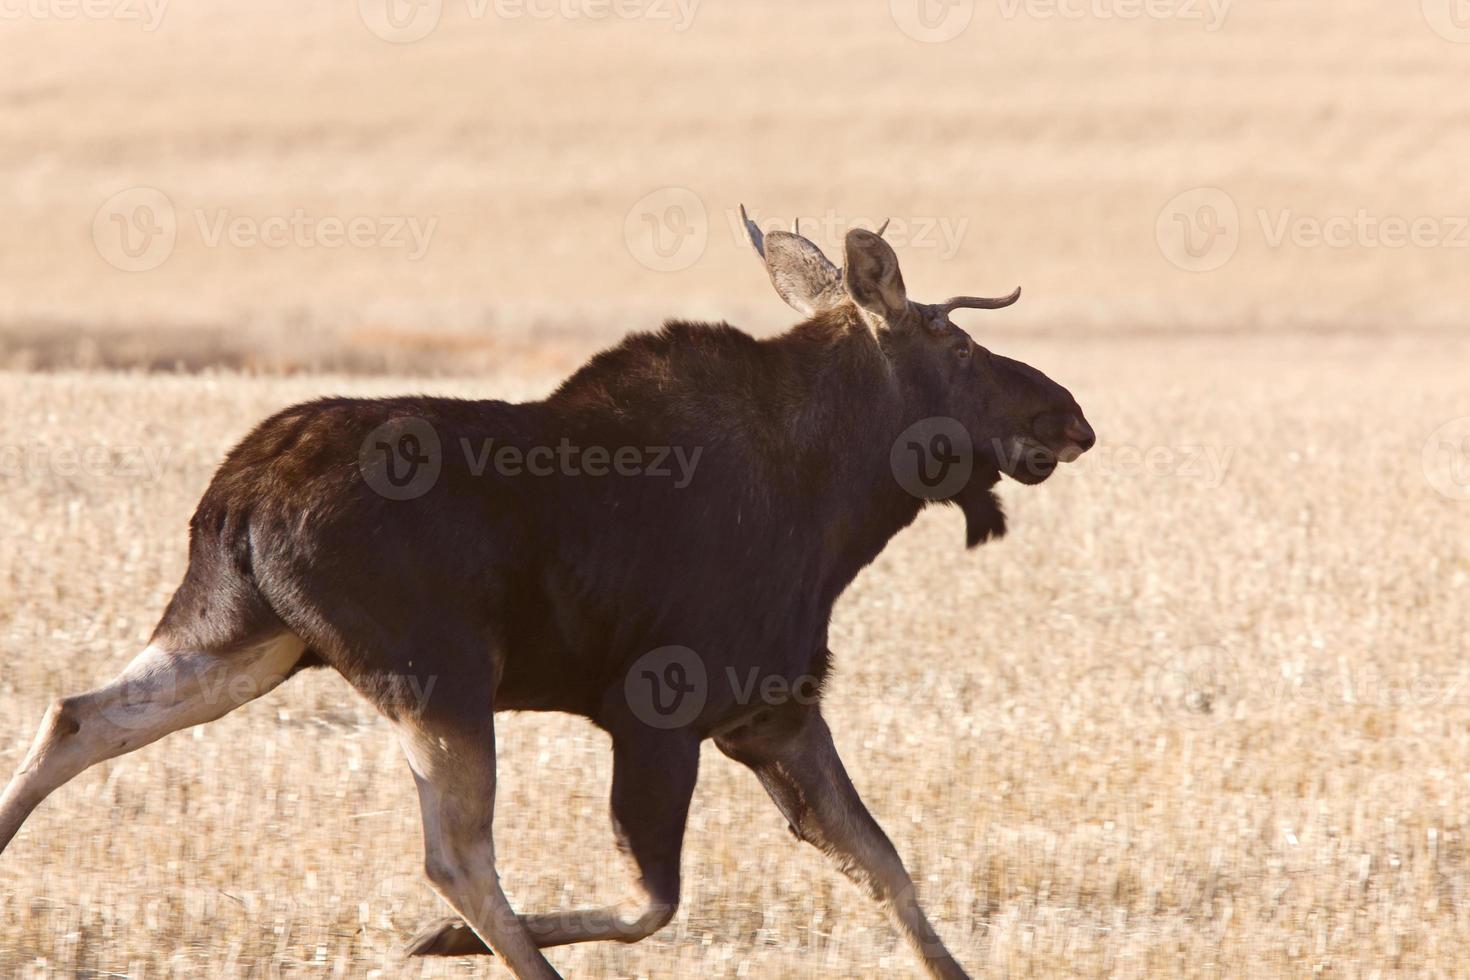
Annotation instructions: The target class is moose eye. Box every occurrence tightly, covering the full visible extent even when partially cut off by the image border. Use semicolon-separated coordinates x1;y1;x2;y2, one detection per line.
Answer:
954;344;971;360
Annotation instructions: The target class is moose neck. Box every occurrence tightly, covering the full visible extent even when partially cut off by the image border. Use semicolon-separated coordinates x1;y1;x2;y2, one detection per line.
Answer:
775;312;940;584
792;311;1006;563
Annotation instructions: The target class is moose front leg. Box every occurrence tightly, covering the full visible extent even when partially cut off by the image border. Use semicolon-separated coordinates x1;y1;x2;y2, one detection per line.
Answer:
716;704;971;980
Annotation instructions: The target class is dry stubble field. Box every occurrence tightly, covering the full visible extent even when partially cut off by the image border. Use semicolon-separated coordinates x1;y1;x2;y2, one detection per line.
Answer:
0;331;1467;978
3;0;1470;976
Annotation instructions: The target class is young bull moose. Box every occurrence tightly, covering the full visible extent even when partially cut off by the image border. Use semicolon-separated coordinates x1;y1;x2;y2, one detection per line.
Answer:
0;208;1093;979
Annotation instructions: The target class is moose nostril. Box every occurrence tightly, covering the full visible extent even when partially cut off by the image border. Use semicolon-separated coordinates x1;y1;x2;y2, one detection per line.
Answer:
1063;418;1096;452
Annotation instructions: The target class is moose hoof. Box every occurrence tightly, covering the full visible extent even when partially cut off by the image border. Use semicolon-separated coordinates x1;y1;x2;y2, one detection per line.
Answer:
405;916;493;957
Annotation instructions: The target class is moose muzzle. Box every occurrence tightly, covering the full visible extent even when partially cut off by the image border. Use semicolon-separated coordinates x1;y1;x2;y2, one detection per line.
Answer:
1034;412;1096;463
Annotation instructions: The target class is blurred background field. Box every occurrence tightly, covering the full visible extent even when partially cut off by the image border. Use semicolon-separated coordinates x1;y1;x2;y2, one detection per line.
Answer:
1;0;1469;373
2;0;1469;976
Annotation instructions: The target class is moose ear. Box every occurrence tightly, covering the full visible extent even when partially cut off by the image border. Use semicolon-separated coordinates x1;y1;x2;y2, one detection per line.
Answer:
740;205;845;316
948;479;1007;549
844;227;908;321
762;232;846;316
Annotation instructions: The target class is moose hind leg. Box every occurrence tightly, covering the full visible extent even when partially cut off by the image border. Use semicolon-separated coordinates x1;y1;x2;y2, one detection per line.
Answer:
716;706;971;980
407;721;701;956
396;708;566;978
0;633;306;854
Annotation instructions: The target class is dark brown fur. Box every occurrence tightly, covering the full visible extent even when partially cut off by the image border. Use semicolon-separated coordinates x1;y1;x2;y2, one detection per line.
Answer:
159;307;1079;729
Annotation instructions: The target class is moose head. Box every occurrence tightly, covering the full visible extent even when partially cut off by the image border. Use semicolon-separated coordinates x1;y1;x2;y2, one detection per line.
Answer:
741;207;1095;504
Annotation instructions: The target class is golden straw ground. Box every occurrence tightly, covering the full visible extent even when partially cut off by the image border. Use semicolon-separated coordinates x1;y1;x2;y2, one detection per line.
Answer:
1;330;1466;977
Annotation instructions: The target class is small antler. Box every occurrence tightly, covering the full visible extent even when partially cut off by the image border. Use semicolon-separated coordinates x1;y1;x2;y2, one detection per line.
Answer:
875;218;890;237
739;204;766;258
937;287;1022;315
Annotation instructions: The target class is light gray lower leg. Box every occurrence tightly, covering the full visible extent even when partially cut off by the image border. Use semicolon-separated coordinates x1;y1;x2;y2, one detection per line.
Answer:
0;635;304;854
718;709;971;980
407;726;700;957
398;719;562;979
